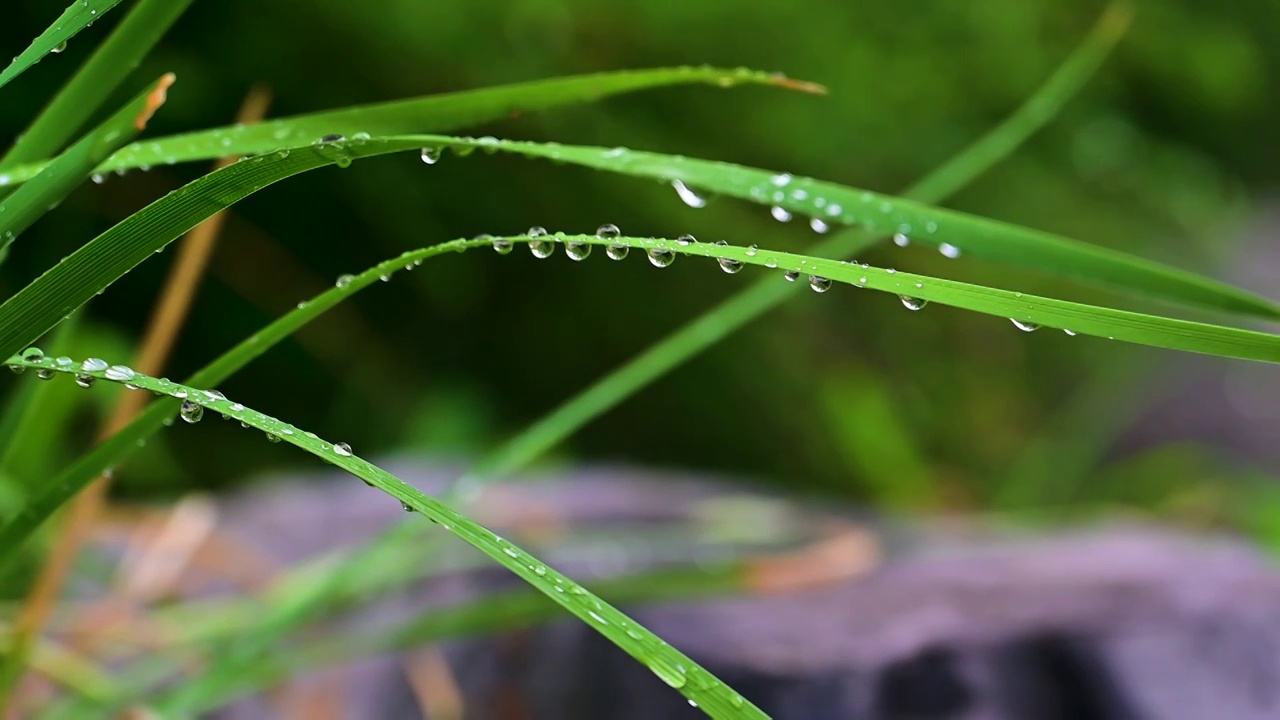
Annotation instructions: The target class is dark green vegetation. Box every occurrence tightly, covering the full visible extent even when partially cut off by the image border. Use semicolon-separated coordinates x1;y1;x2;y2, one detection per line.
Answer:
1;1;1277;717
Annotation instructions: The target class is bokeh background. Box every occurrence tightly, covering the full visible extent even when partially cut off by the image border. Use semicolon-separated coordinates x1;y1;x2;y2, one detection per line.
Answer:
1;0;1278;538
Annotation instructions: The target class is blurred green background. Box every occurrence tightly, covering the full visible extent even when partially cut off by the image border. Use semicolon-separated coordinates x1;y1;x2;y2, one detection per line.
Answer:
2;0;1278;530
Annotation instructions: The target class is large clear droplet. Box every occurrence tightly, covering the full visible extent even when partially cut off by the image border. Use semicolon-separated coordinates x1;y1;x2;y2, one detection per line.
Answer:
783;270;799;282
81;358;108;373
646;248;675;268
36;368;55;380
105;365;135;382
335;274;355;288
266;433;282;443
74;374;95;388
808;275;831;293
492;238;513;255
899;295;928;311
51;40;68;54
809;217;829;234
334;442;353;457
179;400;204;424
1010;318;1040;332
770;206;792;222
718;257;743;274
893;233;910;247
671;179;706;208
596;224;621;239
419;147;441;164
606;244;629;260
566;240;592;261
939;243;961;259
530;238;555;259
21;348;43;362
675;234;696;246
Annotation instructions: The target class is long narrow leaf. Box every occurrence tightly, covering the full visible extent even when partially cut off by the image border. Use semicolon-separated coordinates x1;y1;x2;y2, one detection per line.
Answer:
0;74;174;252
1;0;196;171
0;0;125;92
414;135;1279;320
0;356;767;719
0;67;821;185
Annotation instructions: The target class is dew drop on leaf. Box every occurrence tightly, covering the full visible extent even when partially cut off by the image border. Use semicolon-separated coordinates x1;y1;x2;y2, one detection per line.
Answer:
808;275;831;293
770;206;792;222
675;234;696;246
335;274;355;288
105;365;135;382
81;358;107;373
939;243;961;259
899;295;928;311
596;223;621;239
419;147;441;164
783;270;799;282
893;233;910;247
606;244;629;261
646;248;675;268
809;217;829;234
333;442;352;457
74;374;95;388
1011;319;1040;332
566;240;591;261
179;400;204;424
671;179;706;208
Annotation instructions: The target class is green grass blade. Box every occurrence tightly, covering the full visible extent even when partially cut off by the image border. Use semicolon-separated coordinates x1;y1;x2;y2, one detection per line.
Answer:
0;67;820;184
416;135;1278;320
0;0;125;92
0;356;768;719
0;0;196;171
469;4;1138;481
0;74;174;253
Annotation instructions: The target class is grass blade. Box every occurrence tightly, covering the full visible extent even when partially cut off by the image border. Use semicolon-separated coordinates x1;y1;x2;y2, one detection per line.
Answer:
0;74;175;253
466;3;1135;482
0;66;821;185
0;0;125;92
0;356;768;719
1;0;197;171
416;135;1278;320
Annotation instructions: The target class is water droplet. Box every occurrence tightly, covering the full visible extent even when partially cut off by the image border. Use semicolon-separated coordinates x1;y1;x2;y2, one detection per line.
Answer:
419;147;441;164
36;368;55;380
899;295;928;311
731;695;745;708
1011;319;1040;332
320;134;344;143
179;400;204;424
745;244;758;257
1063;328;1078;336
808;275;831;293
783;270;799;282
81;358;108;373
675;234;696;246
606;244;629;260
533;565;547;576
527;226;548;238
893;233;910;247
335;274;355;288
596;223;620;239
588;611;608;625
530;238;555;259
939;243;961;259
671;179;706;208
105;365;135;382
770;172;792;187
490;238;513;255
566;240;591;261
266;433;281;443
74;374;95;388
647;248;675;268
770;206;792;222
718;257;743;274
400;500;414;512
334;442;352;457
91;173;104;184
8;364;23;375
55;356;72;368
688;700;699;708
21;348;43;362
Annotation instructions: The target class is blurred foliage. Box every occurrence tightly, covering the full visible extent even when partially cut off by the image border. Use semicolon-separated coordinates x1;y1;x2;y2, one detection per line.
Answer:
0;0;1276;525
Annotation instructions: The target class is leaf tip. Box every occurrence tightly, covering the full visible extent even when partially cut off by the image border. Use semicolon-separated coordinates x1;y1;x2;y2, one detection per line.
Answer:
135;73;177;131
768;73;828;95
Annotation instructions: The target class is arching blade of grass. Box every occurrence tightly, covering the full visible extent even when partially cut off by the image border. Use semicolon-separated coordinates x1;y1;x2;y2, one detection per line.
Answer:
0;357;767;719
5;225;1276;572
0;74;174;253
0;0;197;172
467;3;1135;482
0;0;125;92
0;67;821;185
416;136;1278;320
